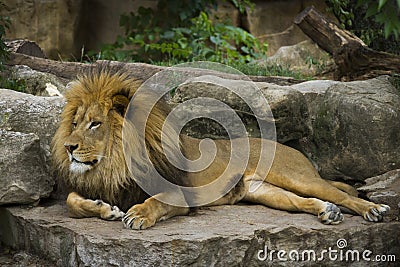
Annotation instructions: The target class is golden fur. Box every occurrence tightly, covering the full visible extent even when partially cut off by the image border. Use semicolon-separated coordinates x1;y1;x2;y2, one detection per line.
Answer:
51;70;390;230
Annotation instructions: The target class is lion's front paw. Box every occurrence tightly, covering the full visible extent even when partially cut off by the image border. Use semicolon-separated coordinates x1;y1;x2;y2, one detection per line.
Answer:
123;203;156;230
318;202;344;225
94;200;125;221
363;204;390;222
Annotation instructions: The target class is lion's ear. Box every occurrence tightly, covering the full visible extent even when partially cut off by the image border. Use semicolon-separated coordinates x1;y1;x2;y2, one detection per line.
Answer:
112;95;130;116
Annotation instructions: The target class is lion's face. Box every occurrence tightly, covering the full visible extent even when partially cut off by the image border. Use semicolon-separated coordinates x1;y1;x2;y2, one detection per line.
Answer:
64;103;111;174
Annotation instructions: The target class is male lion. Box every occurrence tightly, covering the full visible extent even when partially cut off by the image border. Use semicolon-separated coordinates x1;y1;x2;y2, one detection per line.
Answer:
51;69;390;230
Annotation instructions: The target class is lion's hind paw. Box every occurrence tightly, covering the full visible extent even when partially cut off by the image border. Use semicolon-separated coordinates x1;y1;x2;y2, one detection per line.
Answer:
363;204;390;222
318;202;344;225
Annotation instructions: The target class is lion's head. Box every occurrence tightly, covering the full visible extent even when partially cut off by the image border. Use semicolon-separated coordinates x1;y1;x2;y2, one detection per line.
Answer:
51;69;185;210
51;70;139;206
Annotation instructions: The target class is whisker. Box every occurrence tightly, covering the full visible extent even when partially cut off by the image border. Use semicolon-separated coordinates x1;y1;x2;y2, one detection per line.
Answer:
93;154;108;159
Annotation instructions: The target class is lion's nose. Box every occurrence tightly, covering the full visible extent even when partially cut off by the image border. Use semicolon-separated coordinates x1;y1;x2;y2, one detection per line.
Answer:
64;144;79;153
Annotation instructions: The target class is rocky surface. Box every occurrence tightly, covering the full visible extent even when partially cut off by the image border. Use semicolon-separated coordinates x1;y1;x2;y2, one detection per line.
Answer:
0;130;53;205
302;76;400;182
1;66;400;266
0;202;399;267
171;75;309;142
1;0;83;59
358;169;400;220
0;89;64;204
9;65;66;96
0;89;64;163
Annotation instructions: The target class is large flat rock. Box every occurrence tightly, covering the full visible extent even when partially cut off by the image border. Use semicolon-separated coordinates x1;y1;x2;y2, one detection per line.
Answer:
0;202;399;266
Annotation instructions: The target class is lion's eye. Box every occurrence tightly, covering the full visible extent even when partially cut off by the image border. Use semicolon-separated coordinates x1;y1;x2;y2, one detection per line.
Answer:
72;122;77;128
89;121;101;129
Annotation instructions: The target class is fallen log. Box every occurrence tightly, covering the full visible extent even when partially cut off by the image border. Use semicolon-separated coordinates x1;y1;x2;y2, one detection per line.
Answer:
294;6;400;81
7;52;303;85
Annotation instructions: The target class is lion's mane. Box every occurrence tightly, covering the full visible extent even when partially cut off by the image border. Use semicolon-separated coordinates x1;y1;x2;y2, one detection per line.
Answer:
51;68;184;211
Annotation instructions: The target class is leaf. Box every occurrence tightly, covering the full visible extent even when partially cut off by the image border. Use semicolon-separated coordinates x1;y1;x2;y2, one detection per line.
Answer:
162;31;175;39
378;0;388;11
384;23;392;39
365;3;378;18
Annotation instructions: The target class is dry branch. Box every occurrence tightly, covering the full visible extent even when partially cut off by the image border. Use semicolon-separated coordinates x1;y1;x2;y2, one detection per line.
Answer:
294;6;400;80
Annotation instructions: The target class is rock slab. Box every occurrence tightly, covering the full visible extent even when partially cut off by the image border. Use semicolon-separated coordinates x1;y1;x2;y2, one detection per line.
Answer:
0;130;53;205
0;89;64;204
0;203;399;267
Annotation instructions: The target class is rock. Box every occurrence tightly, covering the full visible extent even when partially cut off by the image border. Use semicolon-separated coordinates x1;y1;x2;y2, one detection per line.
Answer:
170;75;310;142
10;65;66;96
358;169;400;220
261;40;335;78
1;0;83;59
0;130;53;205
302;76;400;182
5;39;46;58
0;203;399;266
0;89;65;170
243;0;335;55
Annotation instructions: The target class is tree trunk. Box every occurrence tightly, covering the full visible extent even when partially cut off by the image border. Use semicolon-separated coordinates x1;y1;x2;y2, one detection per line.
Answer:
294;6;400;80
7;52;303;85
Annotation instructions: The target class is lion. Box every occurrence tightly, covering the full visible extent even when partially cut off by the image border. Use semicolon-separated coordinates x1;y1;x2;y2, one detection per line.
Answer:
51;69;390;230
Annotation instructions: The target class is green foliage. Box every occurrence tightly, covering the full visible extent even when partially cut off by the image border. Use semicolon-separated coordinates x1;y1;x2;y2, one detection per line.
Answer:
0;1;11;70
325;0;400;54
144;12;267;64
325;0;354;28
230;0;255;13
356;0;400;39
90;0;267;65
0;76;26;93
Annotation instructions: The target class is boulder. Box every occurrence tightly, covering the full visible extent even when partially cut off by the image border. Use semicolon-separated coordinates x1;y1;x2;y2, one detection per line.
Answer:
9;65;66;96
170;75;310;142
0;203;399;266
0;89;64;204
301;76;400;182
0;89;64;164
261;40;335;78
1;0;83;59
0;130;53;205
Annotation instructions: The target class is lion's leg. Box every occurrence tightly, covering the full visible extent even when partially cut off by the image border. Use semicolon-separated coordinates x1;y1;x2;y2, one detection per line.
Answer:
123;193;190;230
326;180;358;197
66;192;125;220
243;181;343;224
267;176;390;222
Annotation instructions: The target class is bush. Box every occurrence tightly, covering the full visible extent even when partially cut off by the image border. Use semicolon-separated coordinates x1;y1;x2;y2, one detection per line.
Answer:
90;0;267;65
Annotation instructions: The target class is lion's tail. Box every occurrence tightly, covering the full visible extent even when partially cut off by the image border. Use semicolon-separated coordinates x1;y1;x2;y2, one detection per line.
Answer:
327;181;359;197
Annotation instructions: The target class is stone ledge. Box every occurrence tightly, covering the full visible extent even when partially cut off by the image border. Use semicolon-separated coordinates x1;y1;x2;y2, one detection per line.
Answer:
0;203;399;266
